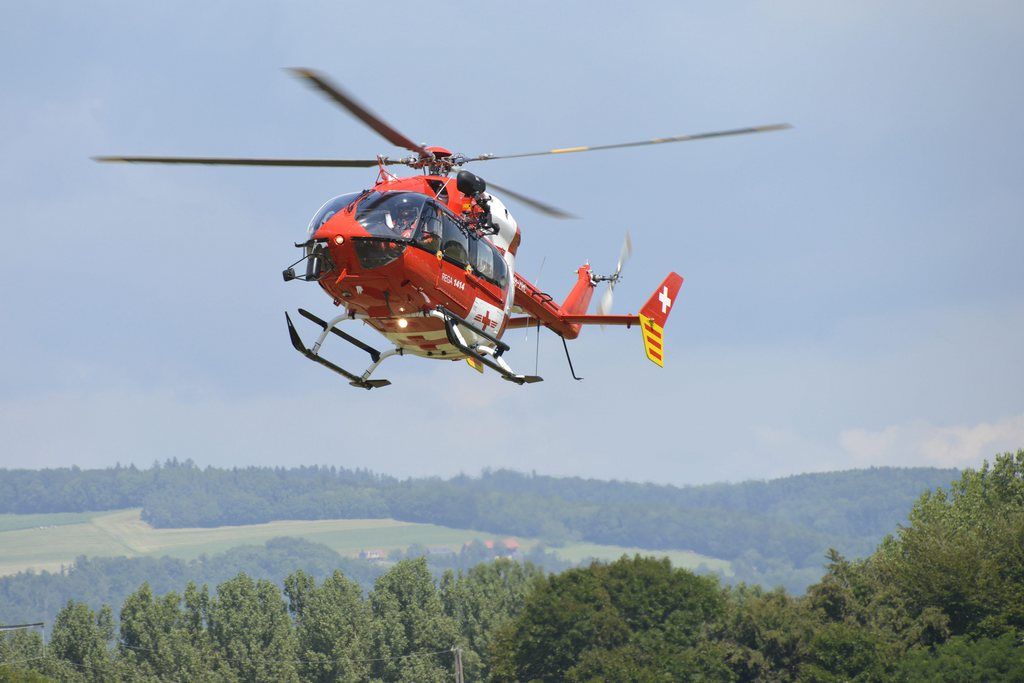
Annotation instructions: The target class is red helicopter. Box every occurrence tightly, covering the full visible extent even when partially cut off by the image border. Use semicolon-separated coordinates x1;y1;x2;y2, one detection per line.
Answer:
96;68;788;389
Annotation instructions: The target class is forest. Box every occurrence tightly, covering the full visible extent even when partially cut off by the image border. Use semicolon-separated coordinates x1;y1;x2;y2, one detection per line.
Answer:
0;539;570;631
1;451;1022;681
0;463;957;591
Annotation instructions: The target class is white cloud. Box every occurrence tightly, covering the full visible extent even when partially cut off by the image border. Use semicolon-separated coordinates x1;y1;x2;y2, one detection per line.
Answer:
839;414;1024;468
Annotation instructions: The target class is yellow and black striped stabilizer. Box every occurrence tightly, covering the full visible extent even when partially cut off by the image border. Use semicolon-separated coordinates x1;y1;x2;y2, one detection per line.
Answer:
639;314;666;367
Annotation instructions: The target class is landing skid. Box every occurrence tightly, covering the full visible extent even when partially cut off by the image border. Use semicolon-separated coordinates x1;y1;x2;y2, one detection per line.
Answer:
285;309;399;389
431;306;542;386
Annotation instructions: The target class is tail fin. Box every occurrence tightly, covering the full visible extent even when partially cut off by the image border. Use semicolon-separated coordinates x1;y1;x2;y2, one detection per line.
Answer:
639;273;684;367
560;264;596;316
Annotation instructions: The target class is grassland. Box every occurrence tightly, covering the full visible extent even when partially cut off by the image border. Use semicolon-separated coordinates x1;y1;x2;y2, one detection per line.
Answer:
552;542;731;573
0;509;731;577
0;511;103;533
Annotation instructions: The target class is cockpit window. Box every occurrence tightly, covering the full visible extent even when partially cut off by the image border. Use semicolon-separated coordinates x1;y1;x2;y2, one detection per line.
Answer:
307;192;361;237
440;214;470;266
416;202;443;253
354;192;427;240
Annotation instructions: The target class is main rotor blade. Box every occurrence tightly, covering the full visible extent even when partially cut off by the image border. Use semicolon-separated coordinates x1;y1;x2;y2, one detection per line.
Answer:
92;156;388;167
466;123;792;162
486;181;577;220
287;67;429;158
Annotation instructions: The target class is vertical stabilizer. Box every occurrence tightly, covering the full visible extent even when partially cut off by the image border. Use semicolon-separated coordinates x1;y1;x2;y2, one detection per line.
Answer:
561;264;596;316
638;272;684;367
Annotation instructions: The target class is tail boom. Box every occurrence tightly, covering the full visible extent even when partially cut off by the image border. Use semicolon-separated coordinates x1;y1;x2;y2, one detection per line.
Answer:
511;265;596;339
510;267;684;367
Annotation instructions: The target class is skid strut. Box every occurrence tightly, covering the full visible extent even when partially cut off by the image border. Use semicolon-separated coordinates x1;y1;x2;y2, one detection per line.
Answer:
285;309;398;389
431;306;542;385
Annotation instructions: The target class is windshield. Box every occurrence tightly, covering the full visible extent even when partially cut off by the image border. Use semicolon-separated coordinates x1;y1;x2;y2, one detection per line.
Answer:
354;192;427;239
307;192;361;237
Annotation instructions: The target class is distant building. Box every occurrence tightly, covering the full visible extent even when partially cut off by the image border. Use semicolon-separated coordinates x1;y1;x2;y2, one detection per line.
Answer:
359;549;387;560
462;539;519;559
426;546;455;557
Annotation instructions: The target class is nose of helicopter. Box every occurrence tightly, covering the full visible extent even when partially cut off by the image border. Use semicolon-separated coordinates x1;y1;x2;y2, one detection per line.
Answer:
312;216;365;267
283;220;356;283
288;194;420;284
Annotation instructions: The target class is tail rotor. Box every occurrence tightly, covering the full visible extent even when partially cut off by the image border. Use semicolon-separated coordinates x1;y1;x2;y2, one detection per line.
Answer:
596;232;633;316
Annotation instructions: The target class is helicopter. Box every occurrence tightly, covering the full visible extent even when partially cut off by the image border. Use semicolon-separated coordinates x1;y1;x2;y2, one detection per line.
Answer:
95;68;789;389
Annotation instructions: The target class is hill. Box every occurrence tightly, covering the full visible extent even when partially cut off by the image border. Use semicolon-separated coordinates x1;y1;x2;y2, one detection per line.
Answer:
0;463;958;591
2;451;1021;681
0;509;727;578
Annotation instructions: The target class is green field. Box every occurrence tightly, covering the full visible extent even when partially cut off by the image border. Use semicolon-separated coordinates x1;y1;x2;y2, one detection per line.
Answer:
0;509;730;577
554;542;732;574
0;510;103;533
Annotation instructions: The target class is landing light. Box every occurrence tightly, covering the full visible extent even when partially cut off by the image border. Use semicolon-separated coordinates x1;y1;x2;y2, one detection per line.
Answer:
397;318;408;329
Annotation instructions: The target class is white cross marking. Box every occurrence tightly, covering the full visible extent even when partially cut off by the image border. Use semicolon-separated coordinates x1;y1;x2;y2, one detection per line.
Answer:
658;286;672;314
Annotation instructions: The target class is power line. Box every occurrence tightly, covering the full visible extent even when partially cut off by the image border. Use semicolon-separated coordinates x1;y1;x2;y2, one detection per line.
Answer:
1;654;168;683
0;623;44;633
3;633;460;676
119;641;456;667
0;624;47;671
0;654;47;668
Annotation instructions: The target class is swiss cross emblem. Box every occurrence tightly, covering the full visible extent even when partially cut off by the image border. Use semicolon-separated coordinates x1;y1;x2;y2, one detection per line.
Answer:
658;286;672;314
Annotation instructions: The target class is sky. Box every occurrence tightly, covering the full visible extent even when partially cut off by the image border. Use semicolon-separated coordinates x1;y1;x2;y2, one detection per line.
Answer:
1;2;1022;484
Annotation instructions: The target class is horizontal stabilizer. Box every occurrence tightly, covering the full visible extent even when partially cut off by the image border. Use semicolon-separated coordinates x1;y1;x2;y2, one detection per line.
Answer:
506;314;640;329
560;314;639;326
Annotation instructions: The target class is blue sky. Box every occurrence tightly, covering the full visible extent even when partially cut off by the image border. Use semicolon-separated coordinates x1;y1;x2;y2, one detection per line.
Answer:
1;2;1022;484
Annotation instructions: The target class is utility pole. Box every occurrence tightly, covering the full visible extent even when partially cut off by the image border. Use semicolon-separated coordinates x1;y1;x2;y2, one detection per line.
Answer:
452;646;464;683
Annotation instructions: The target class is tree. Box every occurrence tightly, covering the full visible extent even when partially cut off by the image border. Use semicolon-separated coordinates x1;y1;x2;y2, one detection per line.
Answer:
207;574;299;682
897;634;1024;681
49;601;115;682
799;622;885;682
287;570;371;682
711;583;820;682
492;555;725;682
369;558;460;682
869;450;1024;637
0;629;51;683
117;582;228;681
441;559;544;680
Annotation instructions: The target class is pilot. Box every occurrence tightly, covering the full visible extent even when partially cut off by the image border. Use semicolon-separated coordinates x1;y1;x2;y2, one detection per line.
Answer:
393;201;421;238
419;222;440;250
417;206;442;251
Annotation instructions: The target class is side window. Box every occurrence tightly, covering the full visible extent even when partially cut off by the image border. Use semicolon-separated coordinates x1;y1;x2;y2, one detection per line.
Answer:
474;241;509;289
473;238;495;281
416;203;443;253
441;214;470;266
491;246;509;289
